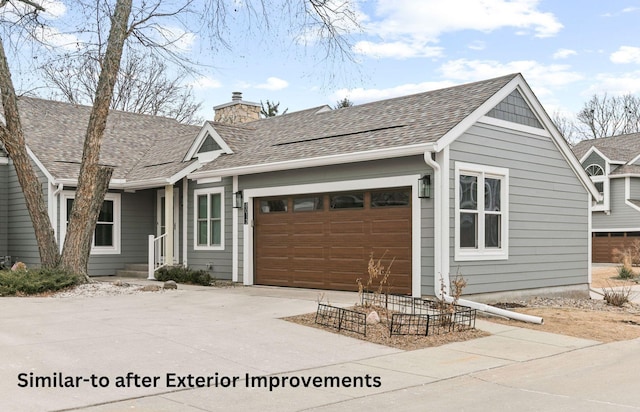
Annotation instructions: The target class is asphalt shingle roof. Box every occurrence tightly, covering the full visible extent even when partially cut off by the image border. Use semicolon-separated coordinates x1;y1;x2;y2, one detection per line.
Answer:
572;132;640;163
197;74;519;173
17;97;200;182
18;73;520;184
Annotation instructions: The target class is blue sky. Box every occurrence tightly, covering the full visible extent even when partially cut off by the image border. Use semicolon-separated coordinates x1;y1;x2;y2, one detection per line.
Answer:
9;1;640;125
182;1;640;123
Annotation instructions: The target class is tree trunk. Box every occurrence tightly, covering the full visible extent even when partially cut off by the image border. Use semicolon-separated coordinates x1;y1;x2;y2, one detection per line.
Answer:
0;38;60;268
60;0;132;280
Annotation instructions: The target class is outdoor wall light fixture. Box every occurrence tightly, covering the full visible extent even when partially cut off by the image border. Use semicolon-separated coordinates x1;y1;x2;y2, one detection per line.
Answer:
233;191;243;208
418;175;431;199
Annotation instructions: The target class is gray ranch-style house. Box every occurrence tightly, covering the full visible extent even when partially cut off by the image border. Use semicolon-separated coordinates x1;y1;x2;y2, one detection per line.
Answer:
573;133;640;263
0;73;599;299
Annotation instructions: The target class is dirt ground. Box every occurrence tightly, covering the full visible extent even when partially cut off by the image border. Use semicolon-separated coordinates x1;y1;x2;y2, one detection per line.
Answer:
480;265;640;343
287;266;640;348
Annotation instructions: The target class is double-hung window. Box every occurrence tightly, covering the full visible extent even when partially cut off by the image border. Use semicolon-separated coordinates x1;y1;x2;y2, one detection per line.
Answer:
194;188;224;250
455;162;509;261
60;191;121;255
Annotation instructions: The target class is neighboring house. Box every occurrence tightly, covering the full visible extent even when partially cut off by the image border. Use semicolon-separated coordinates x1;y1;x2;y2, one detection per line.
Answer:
1;73;599;299
573;133;640;263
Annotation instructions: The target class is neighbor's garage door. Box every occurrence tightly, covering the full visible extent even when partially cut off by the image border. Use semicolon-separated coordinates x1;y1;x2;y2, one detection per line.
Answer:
254;188;412;294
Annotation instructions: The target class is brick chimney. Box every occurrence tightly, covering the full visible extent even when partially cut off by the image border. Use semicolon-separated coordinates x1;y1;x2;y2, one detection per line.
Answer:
213;92;261;124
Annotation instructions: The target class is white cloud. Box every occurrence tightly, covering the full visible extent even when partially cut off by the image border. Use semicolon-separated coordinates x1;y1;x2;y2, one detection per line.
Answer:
610;46;640;64
332;80;456;103
191;76;222;90
553;48;577;59
255;77;289;91
41;0;66;18
372;0;561;38
353;40;442;59
583;71;640;96
356;0;562;59
439;58;583;97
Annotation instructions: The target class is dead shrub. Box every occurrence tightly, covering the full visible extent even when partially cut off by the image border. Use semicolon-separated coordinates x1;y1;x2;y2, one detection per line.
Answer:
357;251;394;308
602;283;635;307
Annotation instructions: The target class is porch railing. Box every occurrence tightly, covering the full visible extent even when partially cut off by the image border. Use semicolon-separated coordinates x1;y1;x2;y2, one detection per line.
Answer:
147;233;167;280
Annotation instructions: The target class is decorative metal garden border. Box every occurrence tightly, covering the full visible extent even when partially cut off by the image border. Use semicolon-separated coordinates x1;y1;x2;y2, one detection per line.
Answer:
361;292;476;336
315;303;367;336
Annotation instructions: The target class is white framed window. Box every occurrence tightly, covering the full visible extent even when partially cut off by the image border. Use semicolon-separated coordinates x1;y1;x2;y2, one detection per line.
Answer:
455;162;509;261
585;164;609;211
60;191;121;255
194;187;225;250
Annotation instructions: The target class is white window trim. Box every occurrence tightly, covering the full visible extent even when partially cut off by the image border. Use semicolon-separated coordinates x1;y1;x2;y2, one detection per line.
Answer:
454;162;509;261
193;187;225;251
591;174;609;212
59;191;121;255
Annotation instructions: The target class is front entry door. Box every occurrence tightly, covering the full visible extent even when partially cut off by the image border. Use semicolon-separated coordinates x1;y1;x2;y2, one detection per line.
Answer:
157;189;180;264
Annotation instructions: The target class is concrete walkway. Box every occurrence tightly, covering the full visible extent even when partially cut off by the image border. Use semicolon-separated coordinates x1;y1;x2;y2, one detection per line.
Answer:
1;281;639;411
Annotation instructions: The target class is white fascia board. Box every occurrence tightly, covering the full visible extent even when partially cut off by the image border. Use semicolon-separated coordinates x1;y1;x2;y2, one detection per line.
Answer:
434;74;601;202
183;123;233;162
629;153;640;165
610;173;640;179
515;78;603;202
26;147;55;184
55;163;202;191
167;160;202;185
189;142;438;179
624;177;640;213
435;75;525;150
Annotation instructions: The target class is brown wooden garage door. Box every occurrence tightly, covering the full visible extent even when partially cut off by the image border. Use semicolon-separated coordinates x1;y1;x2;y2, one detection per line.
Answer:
592;232;640;263
254;188;412;294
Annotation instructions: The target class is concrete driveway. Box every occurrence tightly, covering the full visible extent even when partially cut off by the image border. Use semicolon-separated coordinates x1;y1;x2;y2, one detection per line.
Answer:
2;282;640;411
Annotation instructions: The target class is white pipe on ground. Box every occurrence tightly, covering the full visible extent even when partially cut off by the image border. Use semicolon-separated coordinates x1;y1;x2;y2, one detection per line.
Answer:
444;295;544;324
423;151;544;325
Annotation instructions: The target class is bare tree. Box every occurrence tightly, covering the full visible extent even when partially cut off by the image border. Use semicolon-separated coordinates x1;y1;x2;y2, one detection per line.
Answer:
551;110;579;146
576;93;640;140
0;0;360;280
43;50;202;124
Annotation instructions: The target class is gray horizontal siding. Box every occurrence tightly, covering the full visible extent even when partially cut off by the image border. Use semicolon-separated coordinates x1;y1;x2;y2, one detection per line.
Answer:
238;156;434;293
592;178;640;230
449;123;589;295
630;177;640;200
188;177;233;279
0;163;7;256
54;188;156;276
7;161;48;268
87;190;155;276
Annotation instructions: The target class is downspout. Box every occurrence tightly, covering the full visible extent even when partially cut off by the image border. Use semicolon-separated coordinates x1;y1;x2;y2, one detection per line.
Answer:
423;151;543;325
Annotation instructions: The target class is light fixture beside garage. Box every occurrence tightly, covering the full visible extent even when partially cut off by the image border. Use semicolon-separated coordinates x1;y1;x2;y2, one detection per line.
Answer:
418;175;431;198
233;191;243;208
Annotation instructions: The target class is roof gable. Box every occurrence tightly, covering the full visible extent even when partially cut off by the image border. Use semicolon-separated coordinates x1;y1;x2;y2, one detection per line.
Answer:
183;122;233;163
486;89;543;129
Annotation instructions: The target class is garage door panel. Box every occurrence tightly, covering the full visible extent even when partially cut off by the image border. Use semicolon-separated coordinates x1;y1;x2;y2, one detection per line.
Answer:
255;188;412;294
330;220;365;234
292;246;325;259
330;246;366;259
